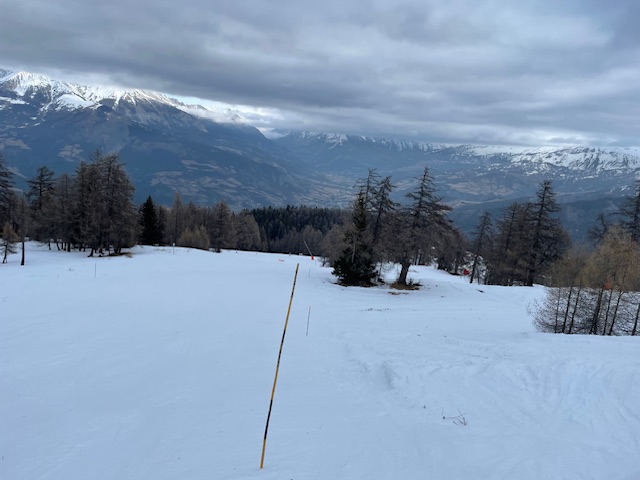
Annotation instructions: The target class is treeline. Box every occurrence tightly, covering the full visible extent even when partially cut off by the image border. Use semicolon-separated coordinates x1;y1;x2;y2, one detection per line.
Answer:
143;194;261;252
250;205;345;255
467;180;571;286
0;149;347;260
331;168;466;286
1;151;138;261
532;182;640;336
140;199;347;256
330;169;572;288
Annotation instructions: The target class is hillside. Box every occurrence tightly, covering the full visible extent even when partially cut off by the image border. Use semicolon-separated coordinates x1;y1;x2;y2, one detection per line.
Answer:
2;244;639;479
0;69;339;207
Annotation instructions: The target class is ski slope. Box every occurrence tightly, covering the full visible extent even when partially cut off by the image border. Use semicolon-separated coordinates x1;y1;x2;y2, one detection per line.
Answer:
2;244;639;480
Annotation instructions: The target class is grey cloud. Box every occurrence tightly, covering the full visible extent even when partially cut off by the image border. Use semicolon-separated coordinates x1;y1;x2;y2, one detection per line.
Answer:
1;0;639;146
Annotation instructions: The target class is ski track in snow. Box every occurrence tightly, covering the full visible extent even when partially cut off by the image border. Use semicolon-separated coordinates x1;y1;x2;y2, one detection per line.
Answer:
1;244;639;480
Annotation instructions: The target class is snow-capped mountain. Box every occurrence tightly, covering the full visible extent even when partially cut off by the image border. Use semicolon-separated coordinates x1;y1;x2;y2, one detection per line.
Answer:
0;69;249;124
0;69;186;112
1;68;638;238
0;69;328;207
274;129;640;178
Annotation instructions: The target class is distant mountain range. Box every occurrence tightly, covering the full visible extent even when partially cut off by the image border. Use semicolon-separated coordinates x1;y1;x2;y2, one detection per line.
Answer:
1;68;638;239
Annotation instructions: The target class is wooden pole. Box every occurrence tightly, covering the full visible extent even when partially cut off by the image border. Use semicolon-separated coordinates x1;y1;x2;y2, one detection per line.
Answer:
260;263;300;469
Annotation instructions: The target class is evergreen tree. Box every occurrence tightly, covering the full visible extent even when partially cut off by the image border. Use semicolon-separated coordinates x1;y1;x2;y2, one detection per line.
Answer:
332;192;376;286
139;196;161;245
155;205;167;246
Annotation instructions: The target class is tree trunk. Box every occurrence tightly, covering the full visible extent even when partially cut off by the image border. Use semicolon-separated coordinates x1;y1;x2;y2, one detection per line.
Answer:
631;301;640;336
568;286;582;334
469;253;479;284
607;290;625;336
561;285;574;333
553;287;563;333
21;237;25;266
601;289;613;336
591;287;604;334
397;260;411;285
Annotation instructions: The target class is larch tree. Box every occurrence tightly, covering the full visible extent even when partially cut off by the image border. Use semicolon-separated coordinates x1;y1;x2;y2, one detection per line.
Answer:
393;166;451;286
469;211;493;284
524;180;570;286
234;211;261;250
0;152;15;228
487;202;532;285
619;180;640;243
53;173;74;251
209;200;235;253
1;222;18;264
26;166;56;248
370;175;396;247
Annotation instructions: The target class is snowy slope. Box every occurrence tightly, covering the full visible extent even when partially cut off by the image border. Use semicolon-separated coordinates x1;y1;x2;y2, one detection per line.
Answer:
2;245;640;480
0;69;187;111
0;69;245;123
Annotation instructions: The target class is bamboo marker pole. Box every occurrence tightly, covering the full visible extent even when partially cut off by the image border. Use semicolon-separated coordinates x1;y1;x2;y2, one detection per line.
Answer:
260;263;300;469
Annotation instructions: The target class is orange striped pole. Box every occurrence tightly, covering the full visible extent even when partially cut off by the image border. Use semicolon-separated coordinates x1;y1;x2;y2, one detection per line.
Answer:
260;263;300;469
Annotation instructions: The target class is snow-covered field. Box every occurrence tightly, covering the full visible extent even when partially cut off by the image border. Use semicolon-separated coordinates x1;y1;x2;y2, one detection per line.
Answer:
2;244;639;480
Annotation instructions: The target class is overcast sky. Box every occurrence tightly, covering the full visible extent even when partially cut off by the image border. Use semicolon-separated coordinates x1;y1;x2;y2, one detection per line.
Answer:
1;0;639;146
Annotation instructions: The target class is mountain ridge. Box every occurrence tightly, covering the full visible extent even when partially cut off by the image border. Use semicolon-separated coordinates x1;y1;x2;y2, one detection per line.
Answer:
1;68;639;238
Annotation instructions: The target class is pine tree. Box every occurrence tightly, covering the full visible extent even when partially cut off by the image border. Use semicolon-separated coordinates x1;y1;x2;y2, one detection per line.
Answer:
332;192;376;286
139;196;161;245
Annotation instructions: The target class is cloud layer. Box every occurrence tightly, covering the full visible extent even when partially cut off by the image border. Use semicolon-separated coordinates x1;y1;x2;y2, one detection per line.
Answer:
2;0;639;146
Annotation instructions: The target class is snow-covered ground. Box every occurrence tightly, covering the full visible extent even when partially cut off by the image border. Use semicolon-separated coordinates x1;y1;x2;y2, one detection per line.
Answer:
2;244;639;480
